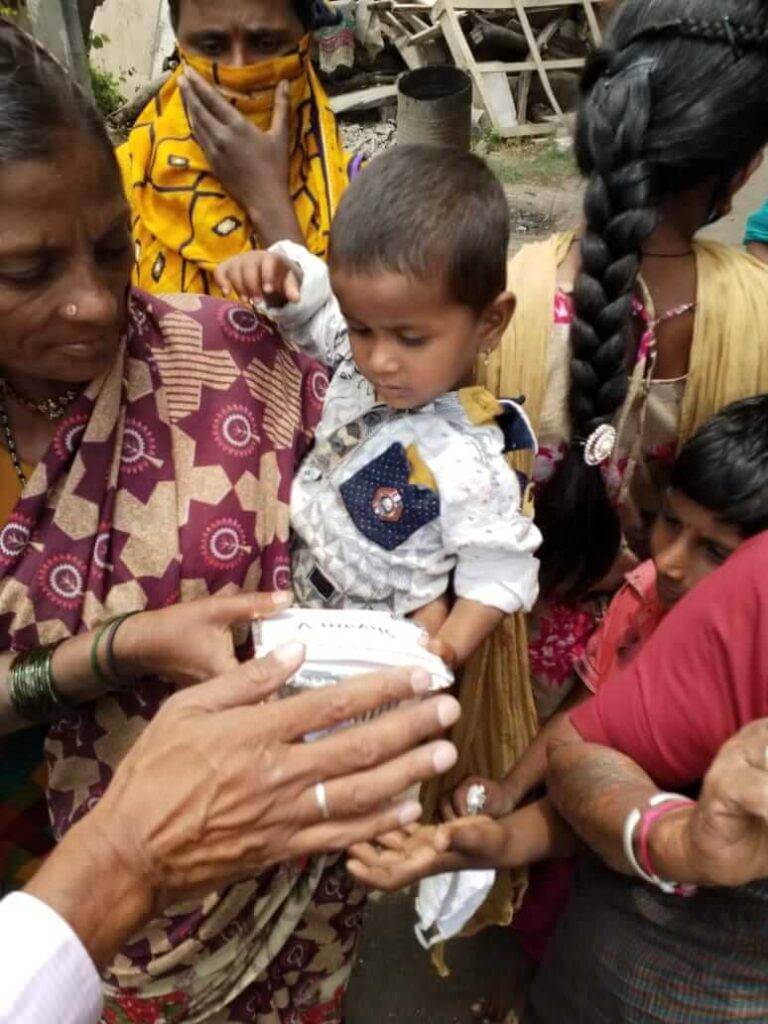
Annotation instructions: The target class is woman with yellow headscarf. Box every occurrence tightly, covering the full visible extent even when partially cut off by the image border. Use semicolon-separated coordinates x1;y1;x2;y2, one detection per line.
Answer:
117;0;356;296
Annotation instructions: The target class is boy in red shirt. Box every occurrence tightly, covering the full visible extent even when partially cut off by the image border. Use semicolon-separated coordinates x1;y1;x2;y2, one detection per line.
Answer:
451;396;768;820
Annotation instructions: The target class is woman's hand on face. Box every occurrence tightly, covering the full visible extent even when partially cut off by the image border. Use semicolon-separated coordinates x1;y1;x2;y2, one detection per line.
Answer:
80;651;461;915
179;69;299;241
685;719;768;887
115;591;293;689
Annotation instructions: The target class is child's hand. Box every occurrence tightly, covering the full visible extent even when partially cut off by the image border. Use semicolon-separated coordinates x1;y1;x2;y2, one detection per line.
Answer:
425;637;458;673
347;823;454;892
215;251;301;307
410;594;451;639
442;776;516;821
347;816;514;890
443;815;510;867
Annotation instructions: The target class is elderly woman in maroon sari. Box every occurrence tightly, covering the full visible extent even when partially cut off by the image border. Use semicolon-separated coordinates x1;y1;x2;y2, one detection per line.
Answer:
0;22;367;1024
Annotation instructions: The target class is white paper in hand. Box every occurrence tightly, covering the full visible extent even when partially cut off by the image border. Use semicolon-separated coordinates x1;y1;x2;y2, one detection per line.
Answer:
253;609;454;739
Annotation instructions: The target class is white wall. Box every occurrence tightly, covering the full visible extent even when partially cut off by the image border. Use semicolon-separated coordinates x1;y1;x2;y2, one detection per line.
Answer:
91;0;174;94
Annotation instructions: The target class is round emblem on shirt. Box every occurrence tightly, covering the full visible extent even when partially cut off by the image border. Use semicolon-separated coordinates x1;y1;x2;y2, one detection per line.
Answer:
38;553;87;609
372;486;404;523
213;404;260;458
201;518;252;570
0;514;32;565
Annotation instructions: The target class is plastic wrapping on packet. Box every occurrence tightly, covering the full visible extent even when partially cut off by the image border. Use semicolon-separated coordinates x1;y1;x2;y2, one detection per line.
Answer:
253;609;454;739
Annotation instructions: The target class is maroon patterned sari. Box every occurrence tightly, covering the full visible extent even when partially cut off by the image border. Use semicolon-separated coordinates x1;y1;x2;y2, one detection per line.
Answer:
0;290;363;1022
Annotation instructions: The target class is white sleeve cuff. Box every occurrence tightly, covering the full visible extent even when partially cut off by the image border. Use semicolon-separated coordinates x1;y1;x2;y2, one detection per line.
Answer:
455;551;540;614
0;892;103;1024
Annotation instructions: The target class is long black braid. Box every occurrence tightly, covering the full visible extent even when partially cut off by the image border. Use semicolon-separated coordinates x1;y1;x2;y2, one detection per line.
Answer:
536;0;768;600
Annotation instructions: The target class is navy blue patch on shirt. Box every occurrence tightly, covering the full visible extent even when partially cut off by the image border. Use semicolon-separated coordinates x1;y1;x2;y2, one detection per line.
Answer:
496;399;537;454
340;443;440;551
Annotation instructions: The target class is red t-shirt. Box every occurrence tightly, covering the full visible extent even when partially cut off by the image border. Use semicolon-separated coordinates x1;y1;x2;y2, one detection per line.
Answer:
575;560;665;693
571;532;768;789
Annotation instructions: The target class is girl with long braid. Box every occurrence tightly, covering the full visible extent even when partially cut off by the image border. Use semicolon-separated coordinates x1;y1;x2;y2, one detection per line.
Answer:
467;0;768;729
433;0;768;977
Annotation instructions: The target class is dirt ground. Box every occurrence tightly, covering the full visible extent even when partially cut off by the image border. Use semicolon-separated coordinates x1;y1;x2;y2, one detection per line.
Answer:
343;153;768;1024
497;140;768;252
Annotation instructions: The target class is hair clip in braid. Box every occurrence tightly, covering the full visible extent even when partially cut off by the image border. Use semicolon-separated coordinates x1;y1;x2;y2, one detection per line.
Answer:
582;424;617;468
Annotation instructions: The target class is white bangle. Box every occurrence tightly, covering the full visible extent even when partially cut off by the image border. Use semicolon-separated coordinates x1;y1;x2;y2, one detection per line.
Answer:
621;792;693;895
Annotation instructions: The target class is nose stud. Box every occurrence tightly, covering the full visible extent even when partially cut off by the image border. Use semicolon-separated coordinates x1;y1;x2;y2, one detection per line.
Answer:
62;303;79;319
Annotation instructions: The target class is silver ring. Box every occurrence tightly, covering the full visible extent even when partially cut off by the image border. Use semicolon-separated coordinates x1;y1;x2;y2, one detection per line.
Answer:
467;783;488;816
314;781;330;820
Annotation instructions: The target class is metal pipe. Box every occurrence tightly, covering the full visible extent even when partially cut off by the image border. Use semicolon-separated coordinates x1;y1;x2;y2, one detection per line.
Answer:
397;65;473;150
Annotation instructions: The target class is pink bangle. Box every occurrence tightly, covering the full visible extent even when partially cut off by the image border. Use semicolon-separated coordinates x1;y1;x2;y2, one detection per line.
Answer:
638;798;697;897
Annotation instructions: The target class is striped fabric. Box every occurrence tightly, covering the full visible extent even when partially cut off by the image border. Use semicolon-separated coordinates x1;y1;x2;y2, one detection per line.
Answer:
527;857;768;1022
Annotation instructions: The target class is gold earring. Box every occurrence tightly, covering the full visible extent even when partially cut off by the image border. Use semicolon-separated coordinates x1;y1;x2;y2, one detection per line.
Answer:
482;350;491;367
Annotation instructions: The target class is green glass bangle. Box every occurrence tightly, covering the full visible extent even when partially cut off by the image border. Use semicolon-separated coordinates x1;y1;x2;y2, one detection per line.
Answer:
90;612;140;692
104;612;140;691
90;619;115;689
8;642;73;723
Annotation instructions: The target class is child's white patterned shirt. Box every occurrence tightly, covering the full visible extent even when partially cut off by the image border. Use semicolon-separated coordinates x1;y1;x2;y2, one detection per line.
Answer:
267;240;542;617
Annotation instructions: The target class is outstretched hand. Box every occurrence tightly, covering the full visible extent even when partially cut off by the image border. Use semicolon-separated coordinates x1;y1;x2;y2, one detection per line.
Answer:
215;250;302;306
347;815;510;892
31;654;462;969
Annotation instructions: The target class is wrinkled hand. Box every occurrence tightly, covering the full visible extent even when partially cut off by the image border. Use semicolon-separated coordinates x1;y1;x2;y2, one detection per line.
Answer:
179;68;299;241
215;250;302;306
686;719;768;887
443;776;515;821
92;653;461;907
116;591;292;689
28;652;461;968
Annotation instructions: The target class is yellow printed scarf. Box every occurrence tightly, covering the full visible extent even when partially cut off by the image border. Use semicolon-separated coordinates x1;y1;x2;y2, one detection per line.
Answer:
116;37;351;296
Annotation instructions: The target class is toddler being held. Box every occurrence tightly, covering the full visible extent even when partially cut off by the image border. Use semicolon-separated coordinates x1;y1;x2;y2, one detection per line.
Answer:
216;145;542;668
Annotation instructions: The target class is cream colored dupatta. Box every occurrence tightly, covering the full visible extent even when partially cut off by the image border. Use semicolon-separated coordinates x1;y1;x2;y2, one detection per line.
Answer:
421;233;574;957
